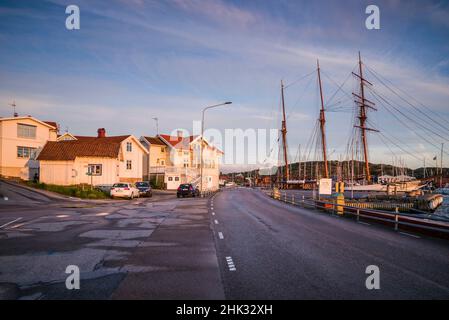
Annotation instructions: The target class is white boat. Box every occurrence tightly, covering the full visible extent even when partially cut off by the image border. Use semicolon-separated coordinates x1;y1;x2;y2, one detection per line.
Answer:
349;180;423;192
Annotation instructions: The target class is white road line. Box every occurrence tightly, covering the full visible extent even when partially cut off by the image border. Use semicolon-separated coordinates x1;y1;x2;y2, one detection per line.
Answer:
214;219;219;225
399;231;421;239
226;256;236;271
357;221;371;226
0;217;22;229
3;197;8;201
212;212;215;216
218;232;224;239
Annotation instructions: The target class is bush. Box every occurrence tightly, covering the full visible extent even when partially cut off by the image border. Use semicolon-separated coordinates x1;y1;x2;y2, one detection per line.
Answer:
25;182;109;199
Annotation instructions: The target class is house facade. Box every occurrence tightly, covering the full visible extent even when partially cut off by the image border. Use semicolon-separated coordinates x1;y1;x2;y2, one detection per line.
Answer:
0;116;58;180
140;132;222;191
37;129;147;186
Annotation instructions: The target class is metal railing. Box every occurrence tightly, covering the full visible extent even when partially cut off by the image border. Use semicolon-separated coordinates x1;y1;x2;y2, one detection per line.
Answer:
269;189;449;238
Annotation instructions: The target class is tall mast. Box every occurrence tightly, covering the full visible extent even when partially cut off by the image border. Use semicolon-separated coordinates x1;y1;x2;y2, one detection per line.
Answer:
352;52;378;183
317;60;329;178
280;80;290;182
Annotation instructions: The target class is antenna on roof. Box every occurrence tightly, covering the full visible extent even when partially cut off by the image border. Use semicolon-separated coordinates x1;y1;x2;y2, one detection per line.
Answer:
9;100;18;117
152;117;159;135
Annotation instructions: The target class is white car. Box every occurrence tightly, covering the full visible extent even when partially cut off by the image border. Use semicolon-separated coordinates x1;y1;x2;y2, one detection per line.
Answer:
110;183;140;199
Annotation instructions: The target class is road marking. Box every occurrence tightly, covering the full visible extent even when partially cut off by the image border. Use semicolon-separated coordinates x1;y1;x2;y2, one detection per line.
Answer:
57;215;69;218
399;231;421;239
218;232;224;239
3;197;8;201
212;212;215;216
0;217;22;229
357;221;371;226
214;219;219;225
226;256;236;271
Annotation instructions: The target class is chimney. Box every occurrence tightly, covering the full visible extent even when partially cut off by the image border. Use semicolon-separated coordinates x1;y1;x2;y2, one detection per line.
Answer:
97;128;106;138
177;130;183;138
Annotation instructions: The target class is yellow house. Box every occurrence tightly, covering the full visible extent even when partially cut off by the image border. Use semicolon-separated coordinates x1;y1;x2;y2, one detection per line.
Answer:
141;132;223;191
0;115;58;180
140;136;168;182
37;128;148;186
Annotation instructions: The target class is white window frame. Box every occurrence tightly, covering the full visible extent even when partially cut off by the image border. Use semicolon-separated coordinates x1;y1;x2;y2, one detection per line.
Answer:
17;123;37;139
88;164;102;176
126;160;132;170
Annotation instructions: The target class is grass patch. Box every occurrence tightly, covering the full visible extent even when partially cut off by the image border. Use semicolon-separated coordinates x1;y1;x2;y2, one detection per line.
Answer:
25;182;110;199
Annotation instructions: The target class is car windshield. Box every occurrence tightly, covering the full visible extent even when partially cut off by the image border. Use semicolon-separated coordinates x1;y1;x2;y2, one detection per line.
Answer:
136;182;149;188
180;184;191;188
113;183;128;188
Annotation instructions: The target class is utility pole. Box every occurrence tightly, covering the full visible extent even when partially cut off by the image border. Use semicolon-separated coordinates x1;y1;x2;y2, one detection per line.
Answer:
317;60;329;179
441;143;444;188
280;80;290;183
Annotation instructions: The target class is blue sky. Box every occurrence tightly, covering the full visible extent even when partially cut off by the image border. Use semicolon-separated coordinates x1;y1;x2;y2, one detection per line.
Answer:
1;0;449;171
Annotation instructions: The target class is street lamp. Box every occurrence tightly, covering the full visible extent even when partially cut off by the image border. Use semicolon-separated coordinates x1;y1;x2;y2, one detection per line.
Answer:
200;101;232;195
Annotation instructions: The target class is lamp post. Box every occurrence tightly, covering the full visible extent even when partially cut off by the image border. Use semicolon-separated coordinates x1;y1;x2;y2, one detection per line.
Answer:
200;102;232;195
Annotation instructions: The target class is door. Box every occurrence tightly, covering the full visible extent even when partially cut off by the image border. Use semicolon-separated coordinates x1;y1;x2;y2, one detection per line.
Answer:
166;175;180;190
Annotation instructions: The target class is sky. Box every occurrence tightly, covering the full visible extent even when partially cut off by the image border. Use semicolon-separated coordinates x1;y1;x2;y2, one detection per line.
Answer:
1;0;449;172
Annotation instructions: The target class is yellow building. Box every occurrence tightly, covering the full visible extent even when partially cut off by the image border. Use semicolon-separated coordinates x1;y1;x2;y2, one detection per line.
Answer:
141;132;223;191
0;115;58;180
37;128;148;186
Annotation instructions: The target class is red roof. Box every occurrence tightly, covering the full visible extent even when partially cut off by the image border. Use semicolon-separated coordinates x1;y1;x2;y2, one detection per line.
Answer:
159;134;198;150
143;136;166;146
37;136;130;161
43;121;58;129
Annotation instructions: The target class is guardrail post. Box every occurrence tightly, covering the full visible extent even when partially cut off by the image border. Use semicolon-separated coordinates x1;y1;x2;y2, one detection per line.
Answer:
356;209;360;222
284;192;287;203
394;214;399;231
292;194;295;205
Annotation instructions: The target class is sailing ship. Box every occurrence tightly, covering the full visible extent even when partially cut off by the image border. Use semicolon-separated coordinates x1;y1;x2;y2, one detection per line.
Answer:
276;52;435;195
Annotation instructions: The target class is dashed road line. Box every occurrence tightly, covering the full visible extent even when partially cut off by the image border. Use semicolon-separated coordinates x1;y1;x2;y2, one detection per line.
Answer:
212;212;215;216
3;197;8;201
357;221;371;226
218;232;224;239
0;217;22;229
399;231;421;239
214;219;219;225
226;256;236;271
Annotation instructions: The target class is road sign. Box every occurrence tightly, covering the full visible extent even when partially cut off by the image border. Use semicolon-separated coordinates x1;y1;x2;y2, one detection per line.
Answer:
319;178;332;195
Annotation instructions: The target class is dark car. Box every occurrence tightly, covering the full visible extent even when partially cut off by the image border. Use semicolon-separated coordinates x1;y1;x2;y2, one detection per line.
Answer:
177;184;200;198
135;181;152;197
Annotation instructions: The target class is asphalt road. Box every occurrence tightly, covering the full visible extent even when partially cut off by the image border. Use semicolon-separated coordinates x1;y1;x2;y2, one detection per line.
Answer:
0;181;223;300
2;182;449;300
211;188;449;299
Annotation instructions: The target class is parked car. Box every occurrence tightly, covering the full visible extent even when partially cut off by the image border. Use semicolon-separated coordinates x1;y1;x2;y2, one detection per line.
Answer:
136;181;152;197
110;183;140;199
177;184;200;198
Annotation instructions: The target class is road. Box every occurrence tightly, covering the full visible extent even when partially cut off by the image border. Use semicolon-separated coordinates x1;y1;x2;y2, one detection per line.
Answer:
0;181;223;300
1;182;449;299
211;188;449;299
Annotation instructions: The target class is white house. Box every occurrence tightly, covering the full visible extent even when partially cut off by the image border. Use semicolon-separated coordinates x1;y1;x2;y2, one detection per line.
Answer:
140;131;223;191
37;128;148;186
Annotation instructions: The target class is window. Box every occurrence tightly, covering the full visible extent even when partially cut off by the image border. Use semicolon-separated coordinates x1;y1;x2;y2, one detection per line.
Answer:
161;160;165;166
161;147;165;153
17;124;37;139
126;160;132;170
184;151;189;156
175;176;180;181
168;177;173;181
17;146;37;159
126;142;132;152
88;164;102;176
